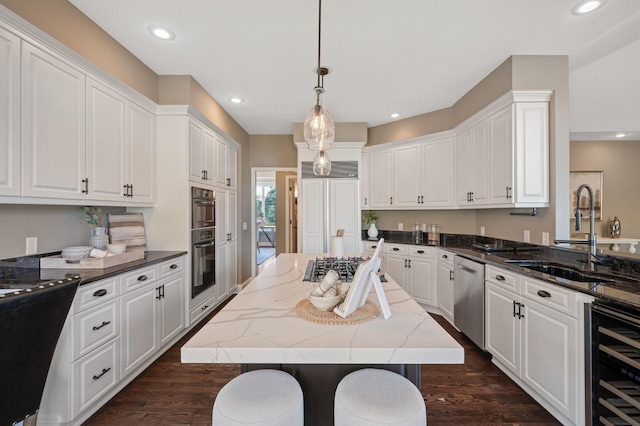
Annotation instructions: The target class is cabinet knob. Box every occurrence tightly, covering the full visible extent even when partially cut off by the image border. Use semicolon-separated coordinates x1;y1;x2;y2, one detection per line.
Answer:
170;264;178;269
92;320;111;331
495;275;505;281
93;289;108;297
137;275;148;281
537;290;551;298
393;247;400;251
442;254;448;259
417;250;424;254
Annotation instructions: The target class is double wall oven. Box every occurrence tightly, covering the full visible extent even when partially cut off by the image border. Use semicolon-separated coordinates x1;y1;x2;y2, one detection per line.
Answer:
191;187;215;298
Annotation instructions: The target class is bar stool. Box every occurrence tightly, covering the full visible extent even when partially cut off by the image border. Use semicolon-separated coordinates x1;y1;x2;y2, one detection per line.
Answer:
334;368;426;425
212;369;303;425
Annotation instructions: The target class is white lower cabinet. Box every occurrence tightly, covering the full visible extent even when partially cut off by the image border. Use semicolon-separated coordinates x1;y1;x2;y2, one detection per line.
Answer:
40;256;186;426
485;265;593;426
437;249;455;324
384;243;437;307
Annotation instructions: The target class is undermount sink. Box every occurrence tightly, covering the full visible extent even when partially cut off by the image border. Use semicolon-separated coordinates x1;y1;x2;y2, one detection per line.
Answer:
503;260;637;284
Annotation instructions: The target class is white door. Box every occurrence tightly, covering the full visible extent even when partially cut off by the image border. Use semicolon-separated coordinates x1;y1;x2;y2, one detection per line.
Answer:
227;240;238;295
385;255;408;293
214;137;227;187
120;283;158;377
301;179;326;253
369;149;393;208
360;152;370;209
488;106;513;204
158;275;184;346
484;282;520;376
86;77;126;201
455;130;472;205
410;257;436;306
22;42;86;199
0;27;20;196
521;298;577;422
188;121;205;182
126;101;154;203
216;241;228;302
329;179;359;255
215;189;228;247
422;138;455;207
226;146;237;189
227;190;238;244
394;143;421;207
469;121;489;204
437;259;454;320
203;130;215;184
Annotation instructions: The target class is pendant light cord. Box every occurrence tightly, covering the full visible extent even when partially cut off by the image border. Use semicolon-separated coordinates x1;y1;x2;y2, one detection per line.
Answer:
317;0;322;89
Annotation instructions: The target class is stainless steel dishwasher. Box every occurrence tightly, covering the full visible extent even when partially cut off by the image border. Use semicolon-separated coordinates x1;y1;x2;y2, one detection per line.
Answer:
454;256;485;350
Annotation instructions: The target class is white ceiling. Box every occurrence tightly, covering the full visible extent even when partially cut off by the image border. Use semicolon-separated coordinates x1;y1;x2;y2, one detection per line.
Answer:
68;0;640;140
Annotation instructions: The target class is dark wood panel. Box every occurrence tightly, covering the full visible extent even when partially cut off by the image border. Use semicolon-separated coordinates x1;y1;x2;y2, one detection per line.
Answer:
85;302;560;425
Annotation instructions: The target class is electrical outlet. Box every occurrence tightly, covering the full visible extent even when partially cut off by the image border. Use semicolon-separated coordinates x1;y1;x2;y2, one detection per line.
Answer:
26;237;38;255
542;232;550;246
523;230;530;243
398;223;403;231
480;226;485;236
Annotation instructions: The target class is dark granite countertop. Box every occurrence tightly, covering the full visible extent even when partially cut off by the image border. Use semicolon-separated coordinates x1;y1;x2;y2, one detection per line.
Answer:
364;231;640;312
1;251;187;288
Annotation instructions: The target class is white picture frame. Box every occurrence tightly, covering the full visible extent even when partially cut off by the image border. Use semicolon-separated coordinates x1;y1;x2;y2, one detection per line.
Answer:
333;238;391;320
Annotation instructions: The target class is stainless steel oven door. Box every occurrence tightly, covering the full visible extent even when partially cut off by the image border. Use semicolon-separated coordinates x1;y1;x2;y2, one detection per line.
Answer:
192;228;215;298
192;187;215;229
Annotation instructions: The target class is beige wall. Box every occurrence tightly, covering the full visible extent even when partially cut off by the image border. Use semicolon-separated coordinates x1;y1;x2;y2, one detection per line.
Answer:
571;140;640;237
0;0;159;102
367;108;453;146
249;135;297;168
293;122;368;144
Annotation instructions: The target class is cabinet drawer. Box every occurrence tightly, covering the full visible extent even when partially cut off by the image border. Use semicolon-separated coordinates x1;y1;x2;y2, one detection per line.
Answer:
121;265;157;293
159;257;184;279
409;246;436;258
522;277;576;317
486;265;520;292
72;337;120;417
386;244;407;255
439;249;455;265
72;277;119;314
189;295;215;326
363;241;382;253
72;300;120;360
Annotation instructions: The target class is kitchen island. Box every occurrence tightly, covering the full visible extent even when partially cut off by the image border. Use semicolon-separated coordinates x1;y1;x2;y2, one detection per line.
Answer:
182;253;463;424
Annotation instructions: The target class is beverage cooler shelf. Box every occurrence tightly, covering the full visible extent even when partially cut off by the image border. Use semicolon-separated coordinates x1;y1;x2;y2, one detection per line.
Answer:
600;345;640;371
600;326;640;350
599;397;640;425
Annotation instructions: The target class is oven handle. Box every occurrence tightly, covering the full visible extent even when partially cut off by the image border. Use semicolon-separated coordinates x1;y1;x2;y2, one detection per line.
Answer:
195;200;215;206
194;241;215;248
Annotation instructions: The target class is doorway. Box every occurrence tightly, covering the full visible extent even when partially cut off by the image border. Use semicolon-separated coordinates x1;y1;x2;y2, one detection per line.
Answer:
251;167;297;277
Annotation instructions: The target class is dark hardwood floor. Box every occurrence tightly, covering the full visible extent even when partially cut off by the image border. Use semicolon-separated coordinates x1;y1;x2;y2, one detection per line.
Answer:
85;300;559;425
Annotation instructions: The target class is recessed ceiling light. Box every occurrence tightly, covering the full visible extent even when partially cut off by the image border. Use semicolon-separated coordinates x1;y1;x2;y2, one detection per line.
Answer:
389;113;401;118
149;26;175;40
229;97;244;104
571;0;607;15
615;133;626;138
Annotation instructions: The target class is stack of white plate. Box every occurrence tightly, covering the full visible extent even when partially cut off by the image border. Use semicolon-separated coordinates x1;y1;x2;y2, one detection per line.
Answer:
61;246;93;259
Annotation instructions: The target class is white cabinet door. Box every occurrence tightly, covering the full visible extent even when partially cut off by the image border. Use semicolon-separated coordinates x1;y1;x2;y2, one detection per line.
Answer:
22;41;86;199
469;121;489;205
215;188;228;249
360;152;370;209
120;283;158;377
188;120;206;182
226;145;237;189
214;137;227;187
86;77;126;201
126;101;154;203
437;255;454;321
488;106;513;204
422;138;455;207
514;102;549;206
227;239;238;296
485;282;521;377
216;240;228;302
0;26;20;196
301;179;326;253
158;275;184;346
369;149;393;208
521;298;577;423
329;179;359;255
455;130;472;205
410;257;437;306
394;143;421;207
227;190;238;243
386;255;409;294
203;131;215;184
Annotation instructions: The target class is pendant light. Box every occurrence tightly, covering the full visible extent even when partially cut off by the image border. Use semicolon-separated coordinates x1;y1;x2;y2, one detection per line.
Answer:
313;150;332;176
305;0;335;153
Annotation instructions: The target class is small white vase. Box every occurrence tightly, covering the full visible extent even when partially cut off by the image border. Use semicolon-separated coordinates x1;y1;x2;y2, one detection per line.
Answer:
367;222;379;240
90;226;109;250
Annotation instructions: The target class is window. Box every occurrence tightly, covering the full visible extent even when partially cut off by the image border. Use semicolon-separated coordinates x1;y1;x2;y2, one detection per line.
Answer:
256;185;276;226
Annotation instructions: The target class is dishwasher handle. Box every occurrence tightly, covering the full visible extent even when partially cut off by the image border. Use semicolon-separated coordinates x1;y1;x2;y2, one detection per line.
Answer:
457;264;480;275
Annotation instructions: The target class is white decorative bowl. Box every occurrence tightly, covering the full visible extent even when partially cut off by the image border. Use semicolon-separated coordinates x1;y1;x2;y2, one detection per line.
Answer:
106;243;126;254
61;246;93;259
308;292;343;311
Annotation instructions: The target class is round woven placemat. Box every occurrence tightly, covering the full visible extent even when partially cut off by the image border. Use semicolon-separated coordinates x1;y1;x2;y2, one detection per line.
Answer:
294;299;379;325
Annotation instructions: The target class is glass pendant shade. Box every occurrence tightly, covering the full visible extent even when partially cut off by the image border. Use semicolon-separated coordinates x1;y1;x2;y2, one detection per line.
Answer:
304;100;335;151
313;150;331;176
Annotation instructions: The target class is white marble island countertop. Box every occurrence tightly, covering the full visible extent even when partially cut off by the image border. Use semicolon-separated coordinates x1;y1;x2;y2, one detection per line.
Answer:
181;253;464;365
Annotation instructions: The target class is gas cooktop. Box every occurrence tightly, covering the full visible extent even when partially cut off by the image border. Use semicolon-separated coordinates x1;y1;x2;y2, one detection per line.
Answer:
303;257;386;283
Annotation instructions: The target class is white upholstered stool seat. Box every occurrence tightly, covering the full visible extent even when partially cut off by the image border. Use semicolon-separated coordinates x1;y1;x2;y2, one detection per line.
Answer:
212;369;303;425
334;368;426;425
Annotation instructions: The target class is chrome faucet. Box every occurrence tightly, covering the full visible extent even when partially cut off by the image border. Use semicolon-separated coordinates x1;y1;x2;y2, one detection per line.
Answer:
554;184;598;270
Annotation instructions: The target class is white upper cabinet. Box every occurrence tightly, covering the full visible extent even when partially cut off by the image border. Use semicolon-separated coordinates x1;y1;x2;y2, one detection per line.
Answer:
86;77;126;201
125;100;155;203
369;148;394;208
394;143;421;207
456;122;488;207
421;137;455;207
0;26;20;196
22;41;86;199
360;151;370;209
488;98;550;207
215;136;237;189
